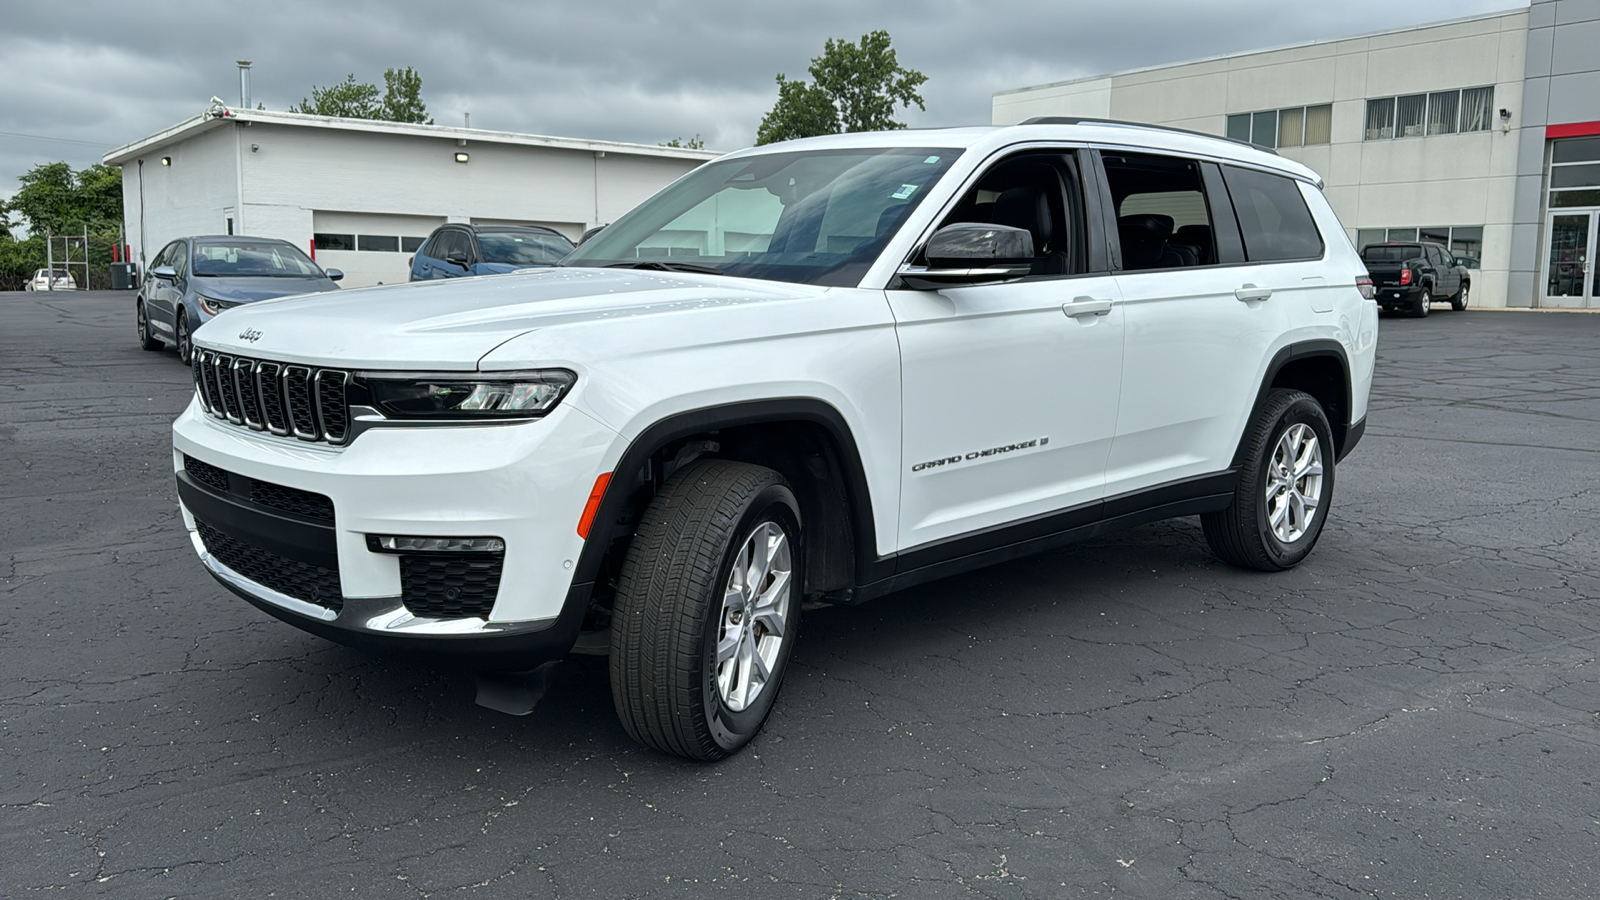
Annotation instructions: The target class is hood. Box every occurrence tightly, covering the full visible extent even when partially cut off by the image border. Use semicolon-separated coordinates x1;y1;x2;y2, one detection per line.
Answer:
193;275;338;303
191;266;821;369
474;262;555;276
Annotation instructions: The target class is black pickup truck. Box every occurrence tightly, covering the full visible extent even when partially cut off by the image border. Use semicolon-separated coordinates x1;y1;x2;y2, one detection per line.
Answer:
1359;241;1469;317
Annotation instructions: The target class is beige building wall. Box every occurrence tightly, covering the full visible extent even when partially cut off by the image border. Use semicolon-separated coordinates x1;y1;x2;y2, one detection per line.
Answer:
994;10;1531;307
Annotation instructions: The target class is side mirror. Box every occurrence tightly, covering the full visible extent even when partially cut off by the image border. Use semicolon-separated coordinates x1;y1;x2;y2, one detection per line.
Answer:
151;265;178;280
898;223;1034;289
579;225;606;246
444;249;470;268
324;268;344;282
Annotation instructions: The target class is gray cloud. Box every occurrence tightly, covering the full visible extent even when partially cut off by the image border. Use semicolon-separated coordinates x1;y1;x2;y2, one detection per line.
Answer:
0;0;1525;204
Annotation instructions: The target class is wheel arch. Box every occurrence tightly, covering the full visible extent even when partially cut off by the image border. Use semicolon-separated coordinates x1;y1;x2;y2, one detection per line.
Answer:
1233;341;1353;468
572;398;881;617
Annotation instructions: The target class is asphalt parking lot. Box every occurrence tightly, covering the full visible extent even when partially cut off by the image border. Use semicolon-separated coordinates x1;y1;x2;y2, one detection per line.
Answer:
3;290;1598;898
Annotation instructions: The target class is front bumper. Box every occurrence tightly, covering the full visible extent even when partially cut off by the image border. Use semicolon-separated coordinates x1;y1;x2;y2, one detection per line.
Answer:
172;396;620;666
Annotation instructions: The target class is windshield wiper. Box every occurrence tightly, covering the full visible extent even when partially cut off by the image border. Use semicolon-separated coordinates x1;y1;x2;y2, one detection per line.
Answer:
603;261;724;275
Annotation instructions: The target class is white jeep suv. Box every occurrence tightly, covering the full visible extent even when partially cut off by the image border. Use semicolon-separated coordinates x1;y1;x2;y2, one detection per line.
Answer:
173;120;1377;760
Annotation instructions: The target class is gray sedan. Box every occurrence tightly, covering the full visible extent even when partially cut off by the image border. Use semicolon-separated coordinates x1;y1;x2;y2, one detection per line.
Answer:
136;236;343;363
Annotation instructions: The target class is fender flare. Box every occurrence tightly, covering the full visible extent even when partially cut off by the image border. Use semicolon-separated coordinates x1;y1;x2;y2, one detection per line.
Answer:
1230;339;1353;469
570;397;884;595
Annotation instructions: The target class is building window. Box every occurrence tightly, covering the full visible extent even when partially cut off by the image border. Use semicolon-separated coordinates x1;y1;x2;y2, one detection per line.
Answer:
401;236;426;253
1353;225;1484;269
1365;87;1494;140
313;233;354;251
1549;137;1600;210
1226;104;1331;149
357;235;399;252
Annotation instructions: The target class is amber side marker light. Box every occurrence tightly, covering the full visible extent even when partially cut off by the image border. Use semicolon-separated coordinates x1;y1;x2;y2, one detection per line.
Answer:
577;473;612;539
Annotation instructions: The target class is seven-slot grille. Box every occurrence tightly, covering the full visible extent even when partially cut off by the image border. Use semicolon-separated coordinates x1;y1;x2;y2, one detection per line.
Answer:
192;350;351;444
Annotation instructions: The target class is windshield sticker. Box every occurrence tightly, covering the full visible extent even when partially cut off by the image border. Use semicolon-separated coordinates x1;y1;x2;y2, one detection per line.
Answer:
891;184;919;200
923;156;941;164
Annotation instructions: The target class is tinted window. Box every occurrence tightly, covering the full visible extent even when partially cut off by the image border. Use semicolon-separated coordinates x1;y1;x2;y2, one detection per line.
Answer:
1101;152;1218;270
1360;244;1421;263
477;231;574;265
1221;166;1324;262
170;242;189;276
430;230;465;260
401;236;426;253
358;235;399;252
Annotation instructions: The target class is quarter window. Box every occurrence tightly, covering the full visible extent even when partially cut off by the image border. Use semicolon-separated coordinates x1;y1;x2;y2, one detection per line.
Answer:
1220;166;1324;262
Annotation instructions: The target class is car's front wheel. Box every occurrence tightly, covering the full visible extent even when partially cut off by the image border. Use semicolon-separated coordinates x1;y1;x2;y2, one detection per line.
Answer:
175;311;193;364
610;459;803;760
1202;389;1334;571
136;300;163;351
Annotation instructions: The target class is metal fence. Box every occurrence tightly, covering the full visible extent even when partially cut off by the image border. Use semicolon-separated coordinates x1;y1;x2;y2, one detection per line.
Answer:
0;225;130;291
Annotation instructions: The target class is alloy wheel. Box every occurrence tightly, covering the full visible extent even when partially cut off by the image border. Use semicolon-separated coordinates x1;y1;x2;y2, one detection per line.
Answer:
1265;423;1323;544
715;520;793;712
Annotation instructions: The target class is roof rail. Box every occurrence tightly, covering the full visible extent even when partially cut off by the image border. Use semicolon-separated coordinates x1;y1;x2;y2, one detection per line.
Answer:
1018;117;1278;156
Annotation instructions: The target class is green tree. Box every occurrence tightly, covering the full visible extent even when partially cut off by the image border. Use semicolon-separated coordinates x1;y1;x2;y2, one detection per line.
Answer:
292;68;432;124
661;135;705;149
756;30;927;145
11;161;121;236
379;66;433;124
291;73;381;118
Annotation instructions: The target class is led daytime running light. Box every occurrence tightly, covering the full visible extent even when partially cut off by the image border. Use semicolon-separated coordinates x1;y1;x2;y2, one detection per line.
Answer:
371;535;505;553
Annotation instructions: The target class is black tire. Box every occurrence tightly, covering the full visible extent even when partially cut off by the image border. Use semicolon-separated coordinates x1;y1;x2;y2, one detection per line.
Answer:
175;310;193;364
1451;282;1469;312
136;300;163;351
1413;287;1431;318
1202;389;1335;572
610;459;803;760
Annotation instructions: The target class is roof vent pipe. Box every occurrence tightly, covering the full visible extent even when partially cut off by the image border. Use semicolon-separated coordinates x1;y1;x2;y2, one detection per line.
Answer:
237;60;252;109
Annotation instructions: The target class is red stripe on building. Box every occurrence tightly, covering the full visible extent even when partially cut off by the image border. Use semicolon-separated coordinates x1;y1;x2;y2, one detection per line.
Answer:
1546;121;1600;139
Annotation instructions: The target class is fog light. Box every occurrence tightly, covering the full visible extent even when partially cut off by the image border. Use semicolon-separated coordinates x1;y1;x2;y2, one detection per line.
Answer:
368;535;504;553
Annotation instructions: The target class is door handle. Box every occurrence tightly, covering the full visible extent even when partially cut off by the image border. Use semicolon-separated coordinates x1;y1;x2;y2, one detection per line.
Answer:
1063;297;1113;318
1235;284;1272;302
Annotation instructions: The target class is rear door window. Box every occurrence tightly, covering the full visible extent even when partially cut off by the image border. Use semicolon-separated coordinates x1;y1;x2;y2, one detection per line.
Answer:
1220;166;1324;262
1099;151;1224;270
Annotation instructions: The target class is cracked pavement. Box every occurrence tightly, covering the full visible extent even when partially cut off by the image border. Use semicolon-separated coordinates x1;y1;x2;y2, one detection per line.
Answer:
3;292;1598;898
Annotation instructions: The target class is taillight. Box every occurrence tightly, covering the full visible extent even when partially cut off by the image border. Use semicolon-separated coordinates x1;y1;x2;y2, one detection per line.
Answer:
1400;268;1412;285
1356;276;1375;300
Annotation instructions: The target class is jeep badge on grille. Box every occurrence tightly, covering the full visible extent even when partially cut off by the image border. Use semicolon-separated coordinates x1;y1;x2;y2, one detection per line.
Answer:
238;328;263;343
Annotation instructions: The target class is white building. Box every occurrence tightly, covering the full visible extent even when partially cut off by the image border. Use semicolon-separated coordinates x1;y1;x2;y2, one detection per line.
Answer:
104;108;717;287
994;0;1600;309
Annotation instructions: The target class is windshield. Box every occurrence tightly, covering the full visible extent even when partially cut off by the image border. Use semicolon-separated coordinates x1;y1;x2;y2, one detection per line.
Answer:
561;147;961;287
478;231;574;265
193;241;323;277
1361;244;1422;263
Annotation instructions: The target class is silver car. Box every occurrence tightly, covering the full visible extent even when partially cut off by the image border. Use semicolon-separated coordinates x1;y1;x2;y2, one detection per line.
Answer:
136;236;343;363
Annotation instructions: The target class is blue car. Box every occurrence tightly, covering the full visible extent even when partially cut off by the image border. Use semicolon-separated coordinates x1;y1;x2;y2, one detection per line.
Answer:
408;224;575;281
136;236;343;364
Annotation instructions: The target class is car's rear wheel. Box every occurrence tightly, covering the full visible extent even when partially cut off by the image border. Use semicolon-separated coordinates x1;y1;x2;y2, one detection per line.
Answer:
1451;282;1469;311
1413;287;1431;317
136;300;163;351
175;311;193;364
610;459;802;761
1202;389;1334;572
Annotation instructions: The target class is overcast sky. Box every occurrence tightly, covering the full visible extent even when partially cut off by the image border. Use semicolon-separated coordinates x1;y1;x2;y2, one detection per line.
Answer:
1;0;1524;205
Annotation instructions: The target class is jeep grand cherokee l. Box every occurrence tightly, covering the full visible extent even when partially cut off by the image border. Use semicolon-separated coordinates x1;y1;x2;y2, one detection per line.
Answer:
173;119;1377;760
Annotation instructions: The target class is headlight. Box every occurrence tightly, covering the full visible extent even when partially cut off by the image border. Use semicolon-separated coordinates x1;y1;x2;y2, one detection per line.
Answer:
197;294;240;315
362;370;575;419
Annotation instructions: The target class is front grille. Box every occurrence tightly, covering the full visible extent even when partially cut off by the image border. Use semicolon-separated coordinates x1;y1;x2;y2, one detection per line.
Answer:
400;555;503;619
192;350;351;445
196;519;343;612
183;454;334;522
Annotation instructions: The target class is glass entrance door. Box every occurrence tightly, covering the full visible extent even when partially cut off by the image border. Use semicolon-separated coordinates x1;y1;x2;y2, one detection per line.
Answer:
1543;211;1600;308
